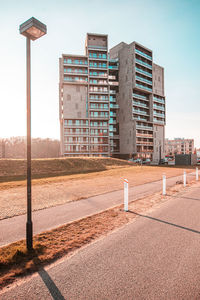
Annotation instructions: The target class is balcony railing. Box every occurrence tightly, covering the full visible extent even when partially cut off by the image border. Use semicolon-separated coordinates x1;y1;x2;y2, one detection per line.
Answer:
153;104;165;111
135;59;152;70
133;93;148;100
109;119;117;124
135;49;152;61
136;83;152;92
88;45;107;51
110;90;116;94
133;101;148;108
153;111;165;118
110;104;119;109
136;125;153;131
109;66;118;70
135;67;152;78
134;116;147;121
64;60;88;66
133;109;148;116
136;75;152;85
153;119;165;124
153;97;165;104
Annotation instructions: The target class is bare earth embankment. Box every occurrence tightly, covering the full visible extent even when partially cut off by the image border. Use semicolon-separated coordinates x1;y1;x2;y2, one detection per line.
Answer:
0;157;195;220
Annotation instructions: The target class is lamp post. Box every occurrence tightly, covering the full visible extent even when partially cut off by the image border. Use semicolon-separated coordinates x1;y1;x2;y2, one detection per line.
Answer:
19;17;47;250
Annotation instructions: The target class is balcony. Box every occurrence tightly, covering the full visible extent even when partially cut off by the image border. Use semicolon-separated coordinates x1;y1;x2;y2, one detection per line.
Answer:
134;116;147;121
153;118;165;124
153;111;165;118
64;61;88;67
89;64;107;70
64;70;88;76
136;83;152;92
109;127;117;132
90;107;109;111
109;66;118;70
89;53;107;60
135;58;152;70
153;104;165;111
110;97;116;103
133;109;148;116
89;90;109;94
153;97;165;104
135;67;152;78
136;75;152;85
109;119;117;125
108;75;116;80
133;93;148;101
89;80;108;85
110;104;119;109
109;81;119;86
88;45;107;51
136;133;153;138
64;77;88;84
136;125;153;131
135;49;152;61
133;101;148;108
110;90;116;94
136;141;154;146
89;73;108;78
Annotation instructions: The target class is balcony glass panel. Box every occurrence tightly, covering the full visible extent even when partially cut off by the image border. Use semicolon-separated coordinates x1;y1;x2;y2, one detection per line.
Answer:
135;59;152;69
135;49;152;60
135;67;152;78
136;83;152;92
136;75;152;85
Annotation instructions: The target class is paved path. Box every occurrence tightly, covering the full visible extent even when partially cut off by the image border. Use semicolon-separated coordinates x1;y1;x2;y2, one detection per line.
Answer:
1;183;200;299
0;173;196;247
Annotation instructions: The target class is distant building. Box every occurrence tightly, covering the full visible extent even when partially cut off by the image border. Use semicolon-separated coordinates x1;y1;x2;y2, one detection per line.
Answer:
59;33;166;162
165;138;194;156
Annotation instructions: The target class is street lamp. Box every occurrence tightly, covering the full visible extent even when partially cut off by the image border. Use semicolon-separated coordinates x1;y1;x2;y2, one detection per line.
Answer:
19;17;47;250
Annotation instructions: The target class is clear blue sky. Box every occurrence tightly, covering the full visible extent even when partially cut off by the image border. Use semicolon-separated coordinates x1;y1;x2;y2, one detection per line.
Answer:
0;0;199;147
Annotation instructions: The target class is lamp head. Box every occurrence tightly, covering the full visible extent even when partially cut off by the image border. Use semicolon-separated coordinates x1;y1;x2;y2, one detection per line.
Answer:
19;17;47;41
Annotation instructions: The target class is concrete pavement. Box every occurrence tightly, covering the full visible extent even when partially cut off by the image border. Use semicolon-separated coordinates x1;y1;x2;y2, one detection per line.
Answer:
0;172;196;247
1;183;200;299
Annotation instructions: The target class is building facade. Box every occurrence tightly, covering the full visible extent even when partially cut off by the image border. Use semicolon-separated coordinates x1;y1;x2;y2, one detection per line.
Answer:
59;33;166;162
165;138;194;156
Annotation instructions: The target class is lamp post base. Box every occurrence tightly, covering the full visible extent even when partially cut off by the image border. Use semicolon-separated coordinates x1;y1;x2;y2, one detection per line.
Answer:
26;221;33;250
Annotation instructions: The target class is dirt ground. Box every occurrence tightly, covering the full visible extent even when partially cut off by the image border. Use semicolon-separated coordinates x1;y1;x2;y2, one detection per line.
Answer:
0;165;194;220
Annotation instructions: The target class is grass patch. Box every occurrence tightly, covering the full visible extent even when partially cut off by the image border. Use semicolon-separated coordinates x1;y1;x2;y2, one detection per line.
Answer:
1;180;196;290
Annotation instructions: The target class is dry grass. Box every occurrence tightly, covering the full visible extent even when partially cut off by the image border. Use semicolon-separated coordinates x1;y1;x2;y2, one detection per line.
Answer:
0;165;196;220
0;157;131;183
0;180;198;289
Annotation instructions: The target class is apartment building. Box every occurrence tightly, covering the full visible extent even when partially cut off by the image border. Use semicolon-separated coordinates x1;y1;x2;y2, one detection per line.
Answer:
59;33;166;162
165;138;194;156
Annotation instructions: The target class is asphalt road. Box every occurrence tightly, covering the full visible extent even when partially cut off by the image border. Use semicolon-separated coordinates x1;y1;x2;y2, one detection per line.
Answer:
1;184;200;299
0;172;196;246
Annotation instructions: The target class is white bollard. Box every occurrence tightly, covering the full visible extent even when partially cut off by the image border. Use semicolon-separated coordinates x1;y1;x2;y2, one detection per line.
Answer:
183;170;186;187
196;167;199;181
124;179;128;212
163;174;166;195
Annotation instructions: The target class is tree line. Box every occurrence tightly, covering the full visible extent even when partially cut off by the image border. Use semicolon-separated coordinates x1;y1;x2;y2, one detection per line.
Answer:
0;137;60;158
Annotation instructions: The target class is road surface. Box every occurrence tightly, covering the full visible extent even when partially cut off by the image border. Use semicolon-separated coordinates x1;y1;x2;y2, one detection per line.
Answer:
1;183;200;299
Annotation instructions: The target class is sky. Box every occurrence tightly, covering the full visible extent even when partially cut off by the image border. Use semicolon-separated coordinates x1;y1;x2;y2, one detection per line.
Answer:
0;0;199;147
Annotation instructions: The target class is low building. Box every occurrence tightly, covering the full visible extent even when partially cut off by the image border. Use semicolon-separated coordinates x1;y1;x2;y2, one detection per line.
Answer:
165;138;194;156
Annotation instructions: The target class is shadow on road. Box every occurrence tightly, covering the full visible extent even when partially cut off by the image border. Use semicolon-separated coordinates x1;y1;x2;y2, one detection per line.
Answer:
169;195;200;202
38;268;65;300
128;211;200;235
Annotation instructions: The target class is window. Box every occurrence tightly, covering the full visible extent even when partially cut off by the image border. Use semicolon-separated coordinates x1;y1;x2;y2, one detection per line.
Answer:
67;94;71;101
